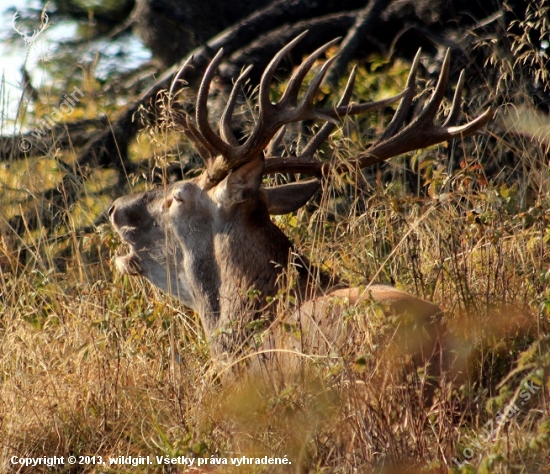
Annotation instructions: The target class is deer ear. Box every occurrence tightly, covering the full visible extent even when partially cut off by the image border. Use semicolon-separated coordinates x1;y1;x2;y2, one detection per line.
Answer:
263;179;320;215
214;157;264;207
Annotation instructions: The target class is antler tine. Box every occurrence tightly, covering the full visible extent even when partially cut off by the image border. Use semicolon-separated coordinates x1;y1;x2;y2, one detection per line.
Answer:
298;65;358;159
220;64;253;147
333;64;358;116
196;48;232;158
337;64;358;109
183;115;218;160
321;90;406;119
258;31;309;116
443;69;465;127
280;37;341;107
169;55;194;101
413;48;451;125
297;55;340;123
378;49;421;142
266;125;287;157
444;108;493;136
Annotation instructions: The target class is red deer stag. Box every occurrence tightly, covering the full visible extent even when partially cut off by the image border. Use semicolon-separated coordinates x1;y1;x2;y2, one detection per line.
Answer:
110;33;491;364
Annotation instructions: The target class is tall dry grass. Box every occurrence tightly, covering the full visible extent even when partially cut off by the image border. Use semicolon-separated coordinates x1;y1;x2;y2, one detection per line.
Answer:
1;4;550;471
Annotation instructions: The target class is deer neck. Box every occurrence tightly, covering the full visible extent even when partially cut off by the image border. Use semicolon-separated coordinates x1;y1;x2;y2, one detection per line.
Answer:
197;203;339;354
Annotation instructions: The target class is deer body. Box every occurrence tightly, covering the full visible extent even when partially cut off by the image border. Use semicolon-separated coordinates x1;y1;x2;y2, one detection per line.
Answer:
111;161;441;359
110;33;490;362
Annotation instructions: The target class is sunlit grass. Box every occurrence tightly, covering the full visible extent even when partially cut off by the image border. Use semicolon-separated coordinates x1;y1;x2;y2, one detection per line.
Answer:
1;14;550;472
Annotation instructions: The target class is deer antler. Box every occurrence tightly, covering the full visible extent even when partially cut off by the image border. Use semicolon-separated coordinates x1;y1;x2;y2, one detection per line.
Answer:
263;48;493;175
182;31;407;183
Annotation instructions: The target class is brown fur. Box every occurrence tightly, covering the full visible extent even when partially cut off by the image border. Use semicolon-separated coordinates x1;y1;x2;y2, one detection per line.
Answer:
110;162;443;367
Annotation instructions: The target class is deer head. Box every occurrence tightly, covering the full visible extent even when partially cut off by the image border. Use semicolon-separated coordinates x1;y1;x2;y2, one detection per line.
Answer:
110;33;492;356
